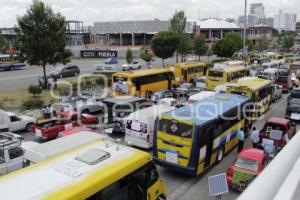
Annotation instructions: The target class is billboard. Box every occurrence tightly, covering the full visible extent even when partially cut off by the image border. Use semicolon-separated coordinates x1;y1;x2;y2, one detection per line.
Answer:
80;50;118;58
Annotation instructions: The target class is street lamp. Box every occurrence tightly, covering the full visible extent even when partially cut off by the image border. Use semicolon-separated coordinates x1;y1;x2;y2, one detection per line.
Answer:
243;0;247;59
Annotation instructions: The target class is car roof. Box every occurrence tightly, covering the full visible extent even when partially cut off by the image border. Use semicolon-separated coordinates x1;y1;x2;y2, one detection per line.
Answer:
266;118;290;126
239;148;265;161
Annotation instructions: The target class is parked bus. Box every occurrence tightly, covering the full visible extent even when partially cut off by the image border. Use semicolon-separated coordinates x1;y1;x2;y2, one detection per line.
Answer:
125;103;175;149
153;93;250;176
0;131;167;200
0;54;26;71
289;62;300;78
112;68;173;97
206;66;250;90
168;62;206;86
227;78;272;121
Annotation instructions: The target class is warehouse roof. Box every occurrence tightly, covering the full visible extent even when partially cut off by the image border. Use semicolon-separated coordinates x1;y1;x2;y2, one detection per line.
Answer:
195;18;241;29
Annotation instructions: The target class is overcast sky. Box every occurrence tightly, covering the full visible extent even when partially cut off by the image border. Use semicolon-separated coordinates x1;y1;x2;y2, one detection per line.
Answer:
0;0;299;27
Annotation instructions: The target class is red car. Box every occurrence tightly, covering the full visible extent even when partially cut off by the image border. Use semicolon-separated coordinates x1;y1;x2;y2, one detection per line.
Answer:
276;75;292;92
226;148;265;191
32;112;98;139
259;117;296;149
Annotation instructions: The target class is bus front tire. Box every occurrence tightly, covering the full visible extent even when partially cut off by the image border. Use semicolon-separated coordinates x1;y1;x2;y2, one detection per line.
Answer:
216;147;224;164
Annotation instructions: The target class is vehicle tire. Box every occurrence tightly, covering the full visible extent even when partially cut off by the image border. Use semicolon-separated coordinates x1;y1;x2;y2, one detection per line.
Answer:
26;123;34;132
138;65;141;69
9;65;14;71
129;67;133;71
216;147;225;164
81;109;90;114
59;74;63;78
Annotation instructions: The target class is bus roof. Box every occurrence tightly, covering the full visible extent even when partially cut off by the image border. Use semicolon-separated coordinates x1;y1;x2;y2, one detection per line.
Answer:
112;67;172;78
0;131;150;200
174;62;205;68
160;93;249;126
209;66;247;73
24;132;107;163
229;78;272;91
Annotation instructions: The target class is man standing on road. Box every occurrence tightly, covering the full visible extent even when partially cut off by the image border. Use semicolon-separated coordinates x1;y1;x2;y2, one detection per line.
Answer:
237;128;245;153
250;126;260;148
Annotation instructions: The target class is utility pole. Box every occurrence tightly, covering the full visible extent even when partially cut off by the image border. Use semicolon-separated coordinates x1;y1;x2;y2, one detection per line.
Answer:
243;0;247;59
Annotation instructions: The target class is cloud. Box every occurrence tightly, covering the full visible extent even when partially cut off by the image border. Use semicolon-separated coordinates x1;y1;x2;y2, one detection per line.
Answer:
0;0;298;27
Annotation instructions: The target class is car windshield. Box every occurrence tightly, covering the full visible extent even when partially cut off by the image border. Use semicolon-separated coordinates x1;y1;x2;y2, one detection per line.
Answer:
55;66;64;71
290;91;300;99
234;157;259;171
277;76;288;82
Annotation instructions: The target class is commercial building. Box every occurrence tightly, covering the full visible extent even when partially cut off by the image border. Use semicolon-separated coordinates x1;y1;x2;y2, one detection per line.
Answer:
250;3;265;19
0;28;17;48
274;10;297;32
296;22;300;33
247;24;273;45
90;20;193;46
194;18;242;43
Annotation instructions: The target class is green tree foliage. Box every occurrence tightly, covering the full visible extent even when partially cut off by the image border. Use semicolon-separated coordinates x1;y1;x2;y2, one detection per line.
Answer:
213;38;236;58
224;32;243;51
28;84;42;97
151;30;180;66
256;37;269;51
282;35;295;50
0;34;7;53
193;34;207;61
140;52;153;68
16;0;68;88
247;40;254;52
177;33;193;62
126;48;133;64
170;10;187;63
170;10;186;34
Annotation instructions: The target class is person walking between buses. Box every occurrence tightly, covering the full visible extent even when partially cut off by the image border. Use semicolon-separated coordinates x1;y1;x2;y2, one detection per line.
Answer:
237;128;245;153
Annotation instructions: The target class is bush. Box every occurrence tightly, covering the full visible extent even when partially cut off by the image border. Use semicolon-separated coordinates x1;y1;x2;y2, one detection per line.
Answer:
126;48;133;64
22;98;44;109
28;84;42;97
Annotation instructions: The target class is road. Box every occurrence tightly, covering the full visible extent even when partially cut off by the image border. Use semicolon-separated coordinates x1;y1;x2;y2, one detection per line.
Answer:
18;94;292;200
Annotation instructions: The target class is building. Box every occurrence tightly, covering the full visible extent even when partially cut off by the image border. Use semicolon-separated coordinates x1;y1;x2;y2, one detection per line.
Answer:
296;21;300;33
0;28;17;48
90;20;193;46
258;17;274;27
250;3;265;19
65;21;91;46
247;24;273;45
274;10;297;32
195;18;242;43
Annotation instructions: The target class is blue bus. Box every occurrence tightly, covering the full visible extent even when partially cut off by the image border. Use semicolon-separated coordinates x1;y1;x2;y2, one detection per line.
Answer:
153;93;250;176
0;54;26;71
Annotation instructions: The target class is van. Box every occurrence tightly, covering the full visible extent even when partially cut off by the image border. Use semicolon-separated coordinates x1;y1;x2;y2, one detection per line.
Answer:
125;103;175;149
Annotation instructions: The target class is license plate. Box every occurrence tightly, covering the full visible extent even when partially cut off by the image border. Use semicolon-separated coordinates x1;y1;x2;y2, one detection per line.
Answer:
35;129;42;137
291;113;300;120
166;152;178;164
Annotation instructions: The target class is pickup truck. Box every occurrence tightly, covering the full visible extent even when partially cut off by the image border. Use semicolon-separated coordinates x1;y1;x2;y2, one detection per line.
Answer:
0;109;36;132
31;112;98;139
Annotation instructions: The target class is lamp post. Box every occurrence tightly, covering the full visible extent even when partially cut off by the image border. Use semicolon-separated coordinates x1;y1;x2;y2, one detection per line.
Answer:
243;0;247;59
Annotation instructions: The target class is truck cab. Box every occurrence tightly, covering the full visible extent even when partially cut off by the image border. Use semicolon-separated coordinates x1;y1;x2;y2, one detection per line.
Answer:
0;136;24;175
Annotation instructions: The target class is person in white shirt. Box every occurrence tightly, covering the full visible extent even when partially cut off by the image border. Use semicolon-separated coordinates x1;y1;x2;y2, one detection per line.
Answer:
250;126;260;148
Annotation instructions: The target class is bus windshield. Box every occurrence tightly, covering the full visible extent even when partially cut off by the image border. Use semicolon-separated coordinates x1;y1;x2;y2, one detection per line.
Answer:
208;70;223;78
158;119;193;138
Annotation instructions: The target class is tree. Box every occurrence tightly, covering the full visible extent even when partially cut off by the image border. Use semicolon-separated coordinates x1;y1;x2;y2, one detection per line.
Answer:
16;0;68;89
213;38;236;58
28;84;42;97
140;52;153;68
151;30;180;66
126;48;133;64
170;10;187;63
246;40;254;52
224;32;243;52
0;34;6;53
282;35;295;51
256;37;269;51
193;34;207;61
177;34;192;62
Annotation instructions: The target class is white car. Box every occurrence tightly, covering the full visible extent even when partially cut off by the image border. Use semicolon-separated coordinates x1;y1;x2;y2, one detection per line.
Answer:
0;110;37;132
122;61;142;71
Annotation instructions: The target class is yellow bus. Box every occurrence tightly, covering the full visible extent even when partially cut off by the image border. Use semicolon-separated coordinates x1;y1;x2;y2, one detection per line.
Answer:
226;78;272;121
153;93;249;176
289;62;300;78
0;131;167;200
168;62;206;86
112;68;173;97
206;66;250;90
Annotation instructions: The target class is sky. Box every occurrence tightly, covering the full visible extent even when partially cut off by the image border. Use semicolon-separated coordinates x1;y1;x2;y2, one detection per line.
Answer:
0;0;299;27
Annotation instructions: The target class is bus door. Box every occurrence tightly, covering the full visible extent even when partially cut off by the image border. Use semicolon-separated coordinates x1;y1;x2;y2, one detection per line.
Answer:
204;126;214;168
183;69;187;81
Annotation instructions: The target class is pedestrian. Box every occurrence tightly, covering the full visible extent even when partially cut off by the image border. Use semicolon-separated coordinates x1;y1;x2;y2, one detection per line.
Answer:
250;126;260;148
41;106;47;119
237;128;245;153
48;104;53;118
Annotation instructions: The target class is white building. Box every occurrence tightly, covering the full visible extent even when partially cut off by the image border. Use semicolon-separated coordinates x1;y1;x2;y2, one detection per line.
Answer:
274;10;297;32
250;3;265;19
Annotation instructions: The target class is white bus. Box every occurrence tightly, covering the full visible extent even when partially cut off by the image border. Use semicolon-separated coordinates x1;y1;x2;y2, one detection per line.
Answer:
125;104;175;149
